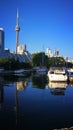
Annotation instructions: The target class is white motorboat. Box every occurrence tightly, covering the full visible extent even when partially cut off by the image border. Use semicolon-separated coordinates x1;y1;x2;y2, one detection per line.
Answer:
67;68;73;82
47;67;68;82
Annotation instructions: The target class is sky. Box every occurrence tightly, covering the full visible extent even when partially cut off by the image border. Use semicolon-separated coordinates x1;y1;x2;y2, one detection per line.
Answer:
0;0;73;58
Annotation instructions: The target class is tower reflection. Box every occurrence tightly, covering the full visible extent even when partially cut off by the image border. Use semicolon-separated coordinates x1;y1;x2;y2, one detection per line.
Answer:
14;79;28;126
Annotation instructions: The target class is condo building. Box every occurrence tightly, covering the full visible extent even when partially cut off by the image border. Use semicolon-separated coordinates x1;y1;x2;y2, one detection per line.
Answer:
0;28;4;54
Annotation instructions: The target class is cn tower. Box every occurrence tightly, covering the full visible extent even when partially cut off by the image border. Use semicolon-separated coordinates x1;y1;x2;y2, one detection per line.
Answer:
15;9;20;54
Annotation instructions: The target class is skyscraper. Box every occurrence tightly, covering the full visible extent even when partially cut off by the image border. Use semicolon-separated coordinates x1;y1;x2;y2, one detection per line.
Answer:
0;28;4;54
15;9;20;54
54;49;59;57
45;48;53;57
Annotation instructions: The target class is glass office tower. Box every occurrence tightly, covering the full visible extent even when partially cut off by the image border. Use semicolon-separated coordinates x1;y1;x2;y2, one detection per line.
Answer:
0;28;4;54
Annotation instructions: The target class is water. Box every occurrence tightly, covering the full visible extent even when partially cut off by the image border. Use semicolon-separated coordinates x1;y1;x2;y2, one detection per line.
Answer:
0;74;73;130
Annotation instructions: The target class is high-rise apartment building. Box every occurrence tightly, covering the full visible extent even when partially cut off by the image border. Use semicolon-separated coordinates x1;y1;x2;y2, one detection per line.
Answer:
0;28;4;54
54;49;59;57
45;48;53;57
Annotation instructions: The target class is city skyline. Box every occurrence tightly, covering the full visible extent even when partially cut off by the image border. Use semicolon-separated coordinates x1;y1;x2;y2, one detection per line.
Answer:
0;0;73;58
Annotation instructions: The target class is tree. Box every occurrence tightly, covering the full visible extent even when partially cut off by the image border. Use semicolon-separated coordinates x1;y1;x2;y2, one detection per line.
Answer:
32;52;49;67
48;57;66;68
32;52;66;68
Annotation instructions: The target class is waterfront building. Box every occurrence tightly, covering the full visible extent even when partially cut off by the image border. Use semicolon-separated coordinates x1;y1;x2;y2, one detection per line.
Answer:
45;48;53;57
17;44;25;54
17;44;26;54
0;28;4;54
54;49;59;57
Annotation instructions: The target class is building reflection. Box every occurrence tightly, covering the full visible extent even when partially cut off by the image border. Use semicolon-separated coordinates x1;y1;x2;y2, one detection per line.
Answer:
48;82;67;95
14;79;28;125
16;80;28;90
0;77;4;110
68;82;73;87
0;76;28;127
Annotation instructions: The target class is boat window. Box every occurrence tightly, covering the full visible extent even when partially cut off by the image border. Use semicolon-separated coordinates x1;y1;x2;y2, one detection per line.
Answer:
50;71;54;74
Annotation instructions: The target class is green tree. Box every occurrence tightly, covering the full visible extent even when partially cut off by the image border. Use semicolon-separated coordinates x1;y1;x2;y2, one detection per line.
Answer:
48;57;65;68
32;52;49;67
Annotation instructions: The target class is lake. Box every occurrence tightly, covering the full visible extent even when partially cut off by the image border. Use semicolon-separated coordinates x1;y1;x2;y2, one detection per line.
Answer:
0;74;73;130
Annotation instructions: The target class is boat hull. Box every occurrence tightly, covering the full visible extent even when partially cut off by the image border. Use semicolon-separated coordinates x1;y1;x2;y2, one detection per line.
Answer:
48;73;68;82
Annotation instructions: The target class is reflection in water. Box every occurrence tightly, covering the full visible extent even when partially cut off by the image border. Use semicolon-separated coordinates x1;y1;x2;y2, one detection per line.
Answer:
32;75;47;89
15;80;28;126
0;77;4;110
48;82;67;95
0;75;29;86
16;81;28;90
68;82;73;87
0;75;73;130
49;82;67;89
0;75;29;129
14;80;28;124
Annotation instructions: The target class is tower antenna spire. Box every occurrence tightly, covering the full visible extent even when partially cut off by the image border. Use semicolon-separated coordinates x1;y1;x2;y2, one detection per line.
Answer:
15;8;20;54
17;8;19;26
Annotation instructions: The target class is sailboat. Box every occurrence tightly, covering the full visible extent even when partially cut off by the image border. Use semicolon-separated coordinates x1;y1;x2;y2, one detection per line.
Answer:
35;52;48;76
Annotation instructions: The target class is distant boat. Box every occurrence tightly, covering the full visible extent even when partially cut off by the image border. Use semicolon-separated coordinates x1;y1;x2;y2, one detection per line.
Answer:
34;52;48;76
37;66;47;75
35;66;48;76
47;67;68;82
14;69;25;73
66;68;73;82
14;69;31;76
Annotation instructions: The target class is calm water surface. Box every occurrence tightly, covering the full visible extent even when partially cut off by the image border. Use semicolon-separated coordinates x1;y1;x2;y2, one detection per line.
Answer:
0;74;73;130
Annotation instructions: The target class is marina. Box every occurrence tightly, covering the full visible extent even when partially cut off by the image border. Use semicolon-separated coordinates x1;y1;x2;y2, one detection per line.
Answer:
0;1;73;129
0;73;73;130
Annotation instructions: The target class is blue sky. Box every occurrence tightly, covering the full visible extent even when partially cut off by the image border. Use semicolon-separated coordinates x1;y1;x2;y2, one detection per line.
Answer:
0;0;73;58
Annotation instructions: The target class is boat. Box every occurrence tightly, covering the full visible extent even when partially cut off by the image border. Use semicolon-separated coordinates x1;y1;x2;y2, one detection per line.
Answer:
66;68;73;83
34;52;48;76
14;69;31;76
35;66;47;76
14;69;25;74
47;67;68;82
